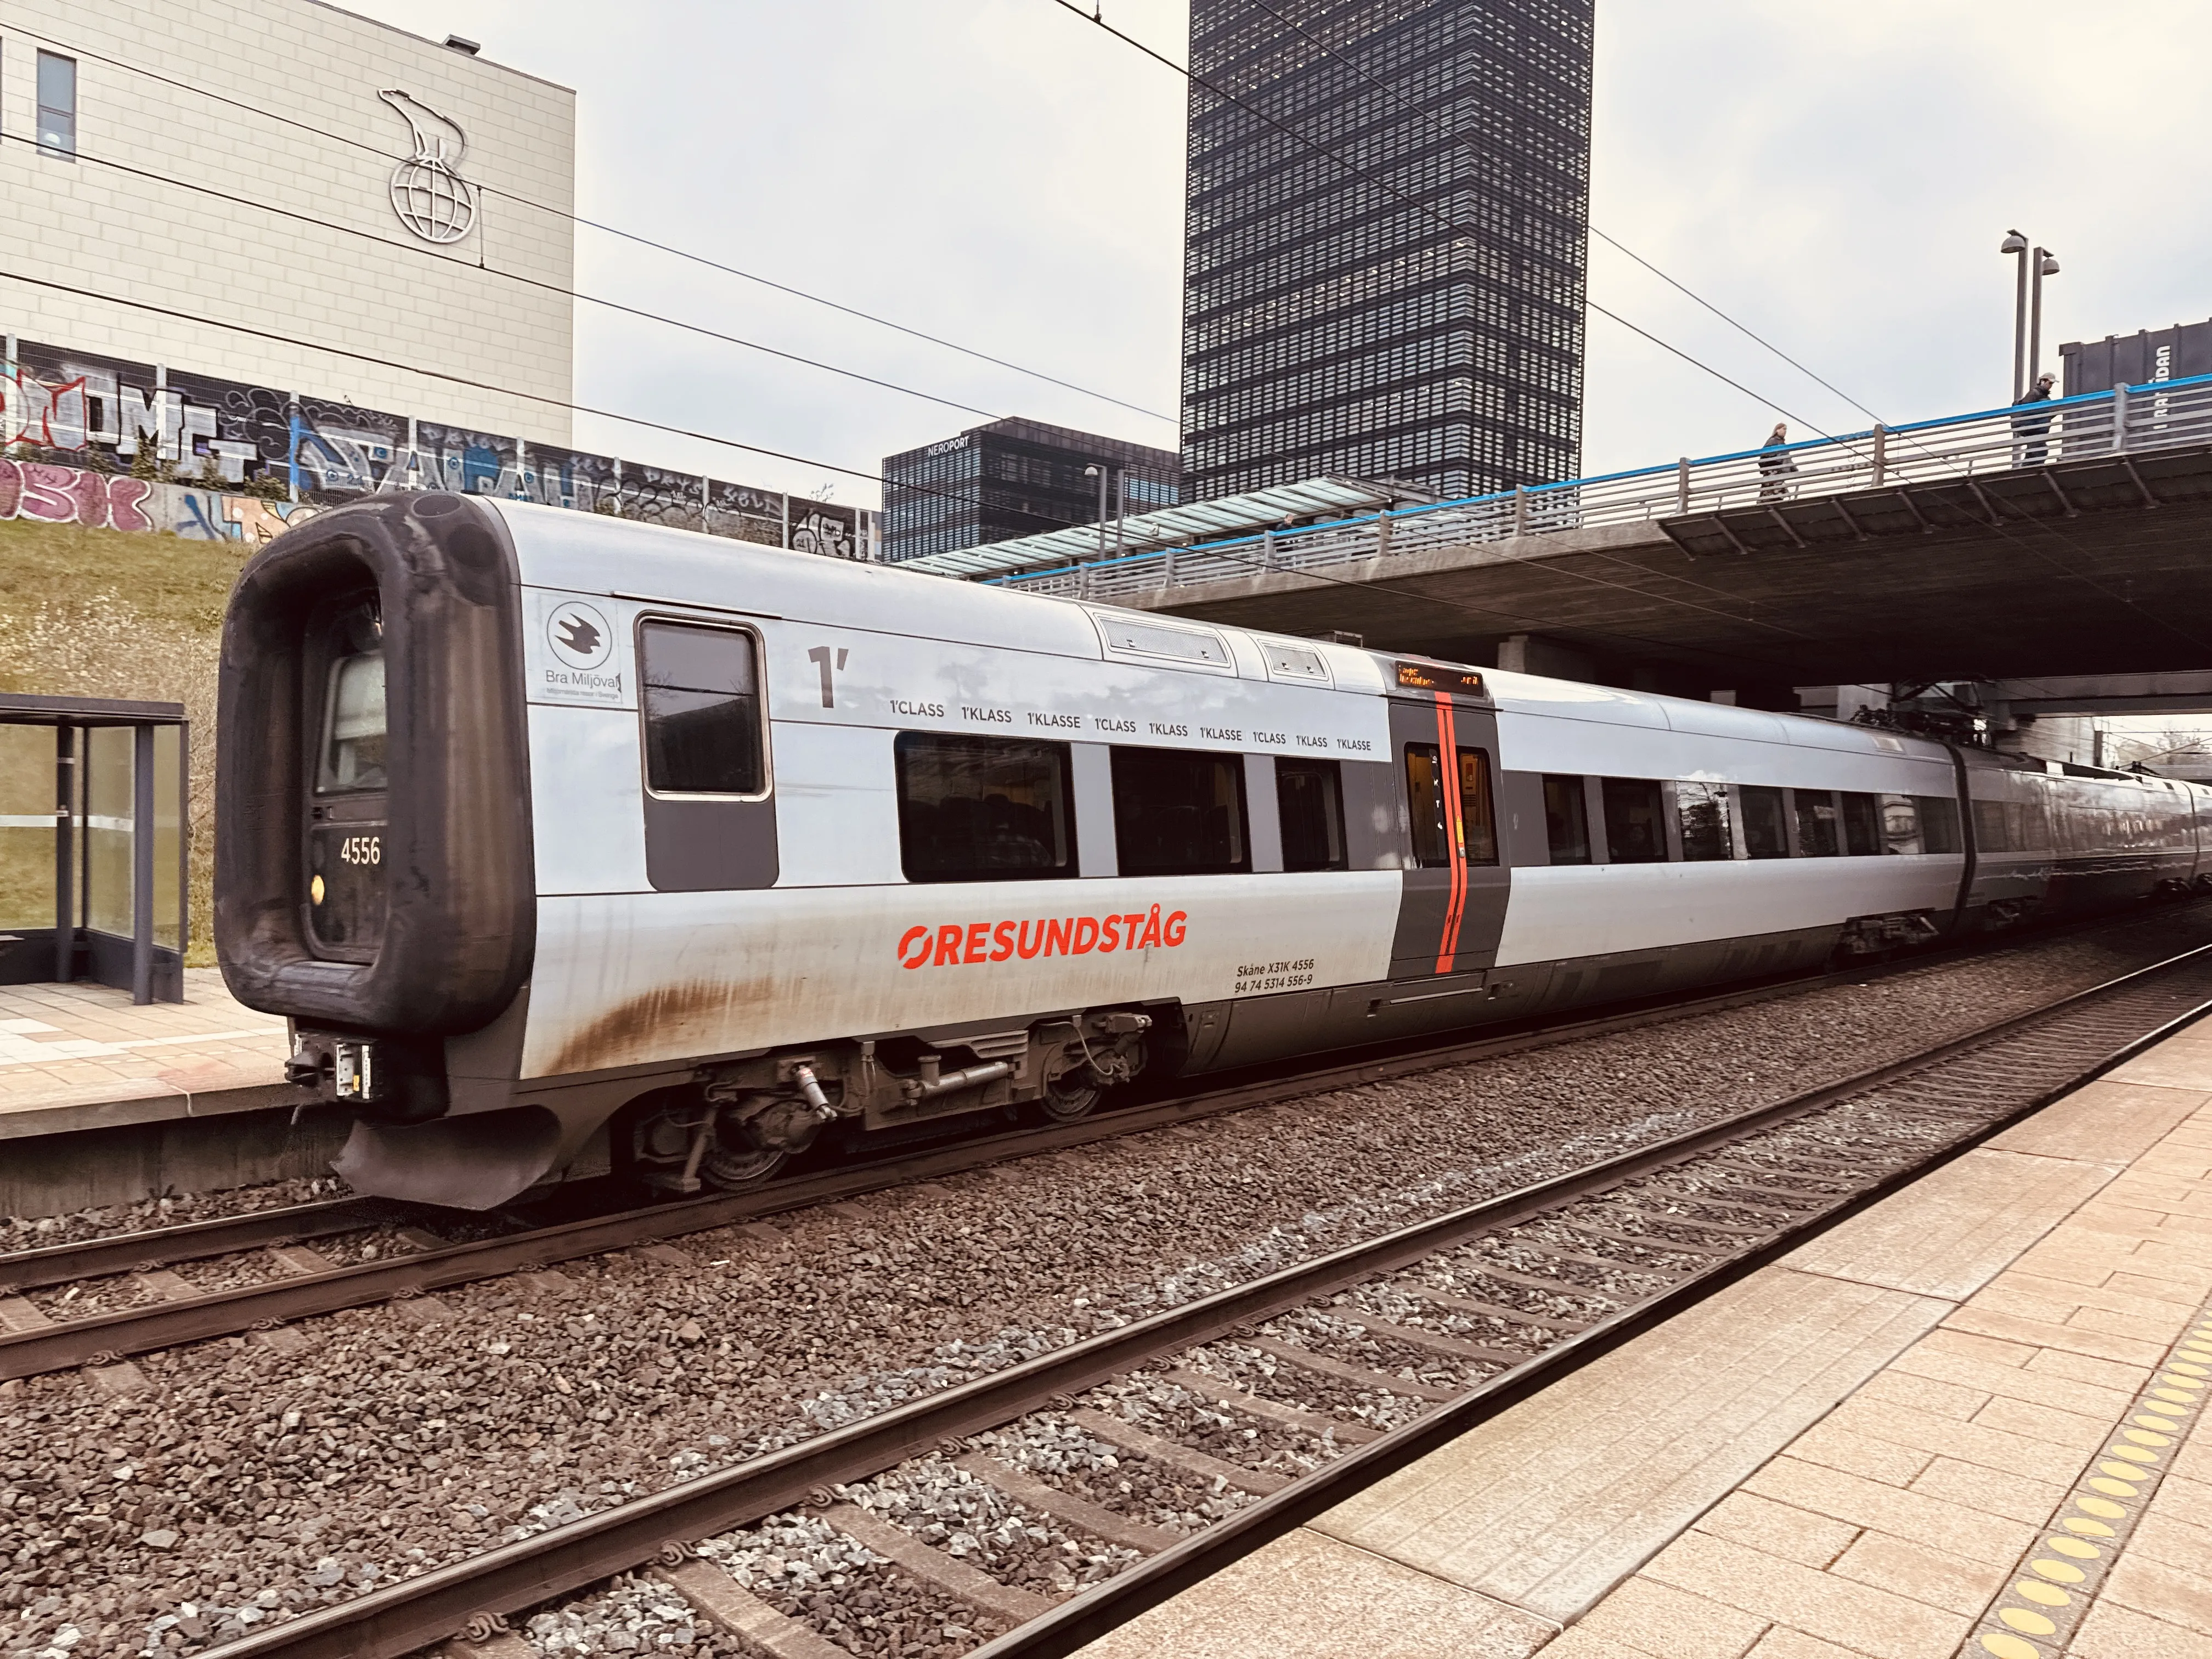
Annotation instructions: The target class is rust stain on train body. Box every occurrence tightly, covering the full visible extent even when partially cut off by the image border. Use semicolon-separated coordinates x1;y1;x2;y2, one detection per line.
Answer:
544;974;778;1079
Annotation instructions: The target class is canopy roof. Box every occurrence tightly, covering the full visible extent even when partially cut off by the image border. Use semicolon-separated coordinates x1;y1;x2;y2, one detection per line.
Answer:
897;477;1406;580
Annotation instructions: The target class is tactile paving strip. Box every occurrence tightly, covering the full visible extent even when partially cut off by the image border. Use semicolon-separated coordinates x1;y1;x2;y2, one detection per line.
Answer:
1960;1293;2212;1657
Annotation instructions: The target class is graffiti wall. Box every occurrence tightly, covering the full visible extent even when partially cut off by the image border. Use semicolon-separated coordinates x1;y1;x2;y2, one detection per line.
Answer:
0;337;878;555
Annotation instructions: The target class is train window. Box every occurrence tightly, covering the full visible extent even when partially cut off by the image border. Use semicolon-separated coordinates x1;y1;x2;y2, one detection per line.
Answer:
1793;791;1840;856
1407;747;1448;866
1841;791;1884;855
1677;782;1733;861
1739;786;1788;859
1404;745;1499;867
1599;777;1667;864
1880;794;1923;855
1972;799;2011;853
1915;796;1962;854
895;733;1075;883
640;622;765;796
316;648;387;793
1276;758;1347;872
1459;748;1498;865
1113;748;1249;877
1542;774;1591;865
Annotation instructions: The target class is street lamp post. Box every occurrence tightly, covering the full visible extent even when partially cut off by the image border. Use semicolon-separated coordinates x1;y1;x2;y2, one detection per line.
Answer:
2000;229;2061;399
1082;464;1110;562
2029;245;2060;391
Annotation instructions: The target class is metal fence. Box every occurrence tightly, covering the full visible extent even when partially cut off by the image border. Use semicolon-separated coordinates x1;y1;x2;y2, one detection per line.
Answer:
991;371;2212;601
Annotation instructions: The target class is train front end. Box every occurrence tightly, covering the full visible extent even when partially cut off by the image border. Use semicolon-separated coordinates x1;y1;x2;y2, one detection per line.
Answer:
215;494;541;1207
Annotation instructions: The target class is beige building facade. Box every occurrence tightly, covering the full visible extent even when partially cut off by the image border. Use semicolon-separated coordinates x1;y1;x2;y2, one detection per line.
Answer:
0;0;575;451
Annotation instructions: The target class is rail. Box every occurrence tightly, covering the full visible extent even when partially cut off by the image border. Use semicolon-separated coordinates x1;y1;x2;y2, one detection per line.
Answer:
989;371;2212;601
195;936;2212;1659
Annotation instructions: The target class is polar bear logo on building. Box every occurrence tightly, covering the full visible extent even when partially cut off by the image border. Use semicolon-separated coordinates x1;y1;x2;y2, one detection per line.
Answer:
379;88;478;246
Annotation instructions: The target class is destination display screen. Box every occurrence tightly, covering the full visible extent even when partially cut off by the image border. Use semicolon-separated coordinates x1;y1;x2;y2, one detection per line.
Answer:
1394;661;1486;695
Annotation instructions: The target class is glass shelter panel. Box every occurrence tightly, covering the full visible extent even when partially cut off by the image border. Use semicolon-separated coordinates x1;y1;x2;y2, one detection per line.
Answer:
84;726;134;938
0;725;53;929
154;725;183;952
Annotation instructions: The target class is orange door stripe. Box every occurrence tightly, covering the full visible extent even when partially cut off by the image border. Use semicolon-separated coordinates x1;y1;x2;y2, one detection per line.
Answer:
1435;691;1468;973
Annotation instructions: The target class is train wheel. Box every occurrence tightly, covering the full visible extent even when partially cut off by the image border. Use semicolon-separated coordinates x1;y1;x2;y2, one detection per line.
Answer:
700;1138;786;1192
1038;1061;1102;1124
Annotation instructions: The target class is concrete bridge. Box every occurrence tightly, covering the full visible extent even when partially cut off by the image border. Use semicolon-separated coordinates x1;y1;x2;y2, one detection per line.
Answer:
977;377;2212;708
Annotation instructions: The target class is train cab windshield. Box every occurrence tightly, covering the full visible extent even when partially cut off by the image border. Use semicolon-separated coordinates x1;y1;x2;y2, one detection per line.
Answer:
318;648;387;792
308;599;390;957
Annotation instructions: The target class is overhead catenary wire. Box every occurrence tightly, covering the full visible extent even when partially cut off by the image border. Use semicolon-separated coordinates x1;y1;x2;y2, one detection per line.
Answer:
1042;2;2212;663
0;267;1880;679
1224;0;1889;426
1047;0;1835;441
0;125;1007;424
0;266;952;503
0;10;1175;427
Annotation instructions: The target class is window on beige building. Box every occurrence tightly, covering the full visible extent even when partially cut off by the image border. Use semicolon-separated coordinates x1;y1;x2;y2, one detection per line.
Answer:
36;50;76;158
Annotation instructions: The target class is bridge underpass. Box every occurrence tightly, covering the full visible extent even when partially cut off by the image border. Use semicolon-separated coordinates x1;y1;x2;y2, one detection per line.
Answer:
967;375;2212;713
1129;442;2212;706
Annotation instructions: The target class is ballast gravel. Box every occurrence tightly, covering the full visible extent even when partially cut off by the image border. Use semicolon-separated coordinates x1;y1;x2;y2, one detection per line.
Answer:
1;909;2207;1656
696;1511;1011;1658
972;1416;1253;1534
837;1457;1137;1597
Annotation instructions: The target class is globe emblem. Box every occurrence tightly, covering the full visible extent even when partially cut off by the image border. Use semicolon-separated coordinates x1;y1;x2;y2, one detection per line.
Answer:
379;88;478;246
389;158;477;245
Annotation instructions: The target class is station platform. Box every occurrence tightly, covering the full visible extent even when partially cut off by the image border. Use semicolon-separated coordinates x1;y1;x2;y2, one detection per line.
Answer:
1082;1028;2212;1659
0;970;332;1216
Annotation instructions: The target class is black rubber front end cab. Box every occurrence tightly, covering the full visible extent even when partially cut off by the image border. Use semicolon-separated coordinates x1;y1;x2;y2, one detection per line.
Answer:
216;494;535;1080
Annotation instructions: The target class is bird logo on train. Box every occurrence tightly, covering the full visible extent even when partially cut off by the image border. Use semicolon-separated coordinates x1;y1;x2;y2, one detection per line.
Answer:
546;601;613;670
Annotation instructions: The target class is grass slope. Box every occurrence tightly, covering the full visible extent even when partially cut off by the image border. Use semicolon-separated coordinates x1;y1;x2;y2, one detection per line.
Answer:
0;521;249;967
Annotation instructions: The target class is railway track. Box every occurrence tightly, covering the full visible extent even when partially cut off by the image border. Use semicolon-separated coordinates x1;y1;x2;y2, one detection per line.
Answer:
4;902;2197;1383
170;936;2212;1659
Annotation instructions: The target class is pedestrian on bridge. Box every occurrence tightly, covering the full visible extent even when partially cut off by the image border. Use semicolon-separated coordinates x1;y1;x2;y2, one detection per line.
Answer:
2013;371;2057;466
1758;421;1796;503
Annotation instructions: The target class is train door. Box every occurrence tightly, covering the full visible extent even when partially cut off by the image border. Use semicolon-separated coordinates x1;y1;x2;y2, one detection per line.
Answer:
1387;690;1509;979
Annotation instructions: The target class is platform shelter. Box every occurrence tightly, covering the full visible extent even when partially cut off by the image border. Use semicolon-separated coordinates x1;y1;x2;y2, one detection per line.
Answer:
0;693;188;1005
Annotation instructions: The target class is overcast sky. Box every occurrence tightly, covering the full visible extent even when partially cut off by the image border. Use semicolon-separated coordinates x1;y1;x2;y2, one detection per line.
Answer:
344;0;2212;509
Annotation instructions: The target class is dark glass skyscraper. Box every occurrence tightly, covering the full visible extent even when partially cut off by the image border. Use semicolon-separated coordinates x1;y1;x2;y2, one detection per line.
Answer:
881;417;1178;563
1182;0;1594;503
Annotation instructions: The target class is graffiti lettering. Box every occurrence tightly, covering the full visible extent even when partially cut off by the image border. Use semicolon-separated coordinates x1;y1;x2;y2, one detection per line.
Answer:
1;336;878;555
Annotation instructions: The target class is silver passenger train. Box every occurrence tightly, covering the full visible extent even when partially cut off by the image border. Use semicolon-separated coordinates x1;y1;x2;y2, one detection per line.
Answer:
215;494;2212;1209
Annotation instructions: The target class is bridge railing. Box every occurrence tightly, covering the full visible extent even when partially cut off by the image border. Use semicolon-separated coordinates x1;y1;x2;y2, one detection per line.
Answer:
992;372;2212;601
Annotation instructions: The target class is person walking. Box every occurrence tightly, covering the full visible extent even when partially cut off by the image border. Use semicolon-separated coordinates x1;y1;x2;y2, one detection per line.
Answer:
2012;371;2057;466
1757;421;1796;503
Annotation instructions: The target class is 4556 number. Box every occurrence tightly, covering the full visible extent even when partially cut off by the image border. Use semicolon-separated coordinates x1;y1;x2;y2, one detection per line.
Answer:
336;834;381;867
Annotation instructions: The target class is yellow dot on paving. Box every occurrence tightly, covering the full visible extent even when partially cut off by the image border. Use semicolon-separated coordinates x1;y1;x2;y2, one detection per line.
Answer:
2152;1390;2194;1406
1980;1634;2042;1659
2158;1375;2203;1390
2063;1516;2115;1538
2077;1496;2126;1519
2089;1477;2139;1497
2171;1361;2210;1377
2017;1581;2071;1606
2100;1462;2150;1481
2123;1429;2172;1446
2031;1559;2087;1584
2136;1414;2180;1430
2109;1444;2160;1464
2046;1536;2100;1559
2000;1607;2059;1637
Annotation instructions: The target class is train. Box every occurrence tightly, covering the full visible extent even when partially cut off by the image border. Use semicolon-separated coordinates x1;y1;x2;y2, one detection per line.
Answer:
215;493;2212;1210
